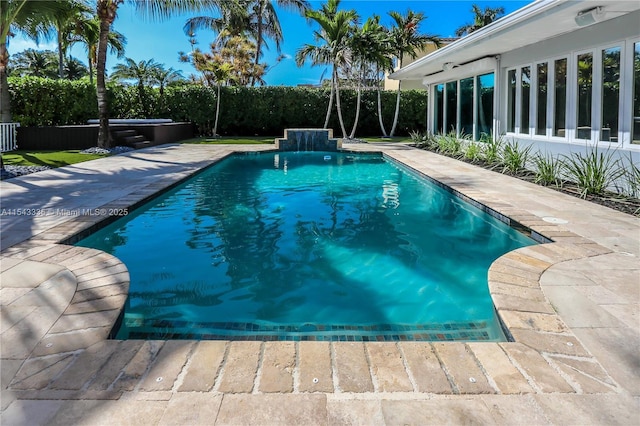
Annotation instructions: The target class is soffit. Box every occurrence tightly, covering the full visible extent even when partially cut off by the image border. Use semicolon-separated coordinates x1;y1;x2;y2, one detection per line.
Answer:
390;0;640;81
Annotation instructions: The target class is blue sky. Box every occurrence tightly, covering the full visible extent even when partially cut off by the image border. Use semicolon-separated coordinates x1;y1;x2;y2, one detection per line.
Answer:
9;0;531;86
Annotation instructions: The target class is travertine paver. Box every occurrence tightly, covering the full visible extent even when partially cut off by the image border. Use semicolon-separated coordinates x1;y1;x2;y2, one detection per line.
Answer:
158;392;223;426
50;341;120;390
215;394;327;426
380;399;497;425
178;341;226;392
258;341;295;393
87;341;145;391
138;341;194;392
332;342;373;393
217;341;261;393
500;343;574;393
49;399;169;426
1;143;638;424
467;343;533;394
112;341;165;392
399;343;452;393
479;395;552;424
433;343;494;394
326;398;385;425
298;341;333;393
365;343;413;392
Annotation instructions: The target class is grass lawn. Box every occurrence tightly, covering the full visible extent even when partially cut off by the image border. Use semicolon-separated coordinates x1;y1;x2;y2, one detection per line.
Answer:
1;150;110;168
361;136;411;143
183;136;275;144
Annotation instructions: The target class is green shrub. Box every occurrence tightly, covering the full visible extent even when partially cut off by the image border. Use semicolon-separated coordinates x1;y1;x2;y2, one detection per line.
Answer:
533;152;565;187
8;77;427;137
500;139;532;174
435;131;463;156
480;134;504;165
621;153;640;198
462;140;483;162
563;147;625;197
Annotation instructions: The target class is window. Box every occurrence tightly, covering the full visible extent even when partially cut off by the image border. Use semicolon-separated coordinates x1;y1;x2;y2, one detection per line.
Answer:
601;47;620;142
435;84;444;134
520;67;531;134
446;81;458;133
634;43;640;144
576;53;593;139
507;69;516;133
476;73;494;138
460;77;474;136
553;58;567;137
536;63;548;136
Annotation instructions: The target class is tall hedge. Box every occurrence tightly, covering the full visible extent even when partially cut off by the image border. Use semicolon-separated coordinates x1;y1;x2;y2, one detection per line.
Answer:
8;77;427;136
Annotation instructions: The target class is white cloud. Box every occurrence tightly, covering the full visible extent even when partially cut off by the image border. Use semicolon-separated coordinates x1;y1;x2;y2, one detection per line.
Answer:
6;37;56;54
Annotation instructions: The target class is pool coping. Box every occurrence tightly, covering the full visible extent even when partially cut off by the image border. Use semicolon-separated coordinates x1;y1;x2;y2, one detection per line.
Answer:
1;143;638;422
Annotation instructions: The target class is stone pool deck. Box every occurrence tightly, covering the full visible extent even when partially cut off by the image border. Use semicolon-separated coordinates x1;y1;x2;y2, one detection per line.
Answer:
1;142;638;425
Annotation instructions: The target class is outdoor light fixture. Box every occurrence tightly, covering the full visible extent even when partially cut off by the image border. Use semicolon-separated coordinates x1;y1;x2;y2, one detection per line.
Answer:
575;6;605;27
443;62;455;71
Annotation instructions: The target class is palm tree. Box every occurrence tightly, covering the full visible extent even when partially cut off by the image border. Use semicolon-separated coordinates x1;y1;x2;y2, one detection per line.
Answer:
247;0;309;86
1;0;68;122
153;66;183;96
455;4;505;37
67;16;126;85
347;15;391;139
111;57;162;117
39;0;93;79
184;0;305;86
9;48;59;78
210;62;233;136
95;0;221;148
63;55;89;79
296;0;357;138
388;10;439;137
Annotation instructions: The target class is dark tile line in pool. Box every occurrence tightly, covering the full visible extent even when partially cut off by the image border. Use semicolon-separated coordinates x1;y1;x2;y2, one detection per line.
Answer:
126;331;493;342
131;320;489;332
122;320;494;341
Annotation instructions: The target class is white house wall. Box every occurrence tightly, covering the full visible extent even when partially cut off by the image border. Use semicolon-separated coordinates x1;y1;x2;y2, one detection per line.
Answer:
500;10;639;69
498;10;639;169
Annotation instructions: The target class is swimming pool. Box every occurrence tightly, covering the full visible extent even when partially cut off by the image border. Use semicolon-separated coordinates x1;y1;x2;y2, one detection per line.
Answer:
76;151;535;341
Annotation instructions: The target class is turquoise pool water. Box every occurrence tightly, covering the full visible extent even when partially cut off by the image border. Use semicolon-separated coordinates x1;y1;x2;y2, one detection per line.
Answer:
76;151;535;341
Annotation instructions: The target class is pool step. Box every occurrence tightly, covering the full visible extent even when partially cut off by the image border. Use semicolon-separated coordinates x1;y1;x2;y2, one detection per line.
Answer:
111;129;152;149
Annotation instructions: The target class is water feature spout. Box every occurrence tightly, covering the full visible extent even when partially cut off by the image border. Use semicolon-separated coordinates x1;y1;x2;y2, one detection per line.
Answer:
275;129;341;152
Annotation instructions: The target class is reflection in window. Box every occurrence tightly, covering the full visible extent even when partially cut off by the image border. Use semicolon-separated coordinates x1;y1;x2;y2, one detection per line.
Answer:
446;81;458;133
633;43;640;144
536;63;547;136
554;58;567;137
520;66;531;134
577;53;593;139
601;47;620;142
460;77;474;136
435;84;444;134
507;69;516;132
476;73;494;138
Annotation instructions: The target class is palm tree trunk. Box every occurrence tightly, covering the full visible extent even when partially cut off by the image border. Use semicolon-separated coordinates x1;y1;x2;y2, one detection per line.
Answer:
96;3;115;149
88;53;94;85
323;75;335;129
57;31;64;79
251;2;264;87
349;67;363;139
213;83;221;136
390;79;402;137
376;65;388;137
0;42;12;123
333;67;347;138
